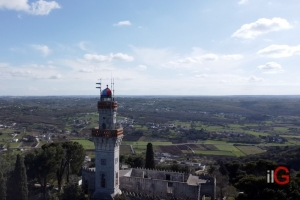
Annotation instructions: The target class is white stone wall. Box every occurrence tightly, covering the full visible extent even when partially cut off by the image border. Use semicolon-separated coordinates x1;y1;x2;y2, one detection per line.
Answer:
93;135;123;196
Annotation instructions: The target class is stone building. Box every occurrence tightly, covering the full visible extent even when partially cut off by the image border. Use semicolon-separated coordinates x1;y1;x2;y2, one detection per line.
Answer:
81;83;216;200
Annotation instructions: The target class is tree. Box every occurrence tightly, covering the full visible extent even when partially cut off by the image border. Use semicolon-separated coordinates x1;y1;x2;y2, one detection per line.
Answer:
207;164;216;175
62;141;85;183
145;143;155;169
25;145;64;200
55;141;85;192
60;184;85;200
0;172;6;200
114;194;129;200
7;154;28;200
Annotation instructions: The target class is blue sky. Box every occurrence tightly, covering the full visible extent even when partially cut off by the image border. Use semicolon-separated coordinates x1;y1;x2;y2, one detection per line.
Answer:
1;0;300;95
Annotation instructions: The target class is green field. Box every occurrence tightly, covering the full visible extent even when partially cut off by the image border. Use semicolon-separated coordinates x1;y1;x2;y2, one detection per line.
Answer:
214;144;245;157
122;141;172;146
194;150;235;156
71;139;95;149
197;140;227;144
235;145;266;155
8;142;21;148
280;135;300;138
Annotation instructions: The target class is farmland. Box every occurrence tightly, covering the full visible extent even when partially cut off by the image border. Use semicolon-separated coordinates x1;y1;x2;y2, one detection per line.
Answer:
1;95;300;159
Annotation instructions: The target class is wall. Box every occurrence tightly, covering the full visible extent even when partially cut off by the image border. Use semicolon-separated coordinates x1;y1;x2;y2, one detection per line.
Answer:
131;168;185;182
120;176;199;199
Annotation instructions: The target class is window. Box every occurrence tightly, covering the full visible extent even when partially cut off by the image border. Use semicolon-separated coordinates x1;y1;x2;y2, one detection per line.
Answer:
101;174;105;188
166;174;170;180
101;159;106;165
167;182;173;194
103;117;106;119
115;172;118;185
102;123;106;129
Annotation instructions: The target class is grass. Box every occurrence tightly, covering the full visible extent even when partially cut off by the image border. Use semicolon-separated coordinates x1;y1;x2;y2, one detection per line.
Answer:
197;140;227;144
273;127;289;132
280;135;300;138
194;150;235;156
122;141;172;146
235;146;266;155
214;144;245;157
71;139;95;149
134;125;148;131
8;142;21;148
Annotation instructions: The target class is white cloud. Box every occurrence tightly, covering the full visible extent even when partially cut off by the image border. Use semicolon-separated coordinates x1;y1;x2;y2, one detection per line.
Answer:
195;74;208;78
0;0;61;15
247;76;264;82
257;44;300;58
113;21;132;26
232;18;292;39
258;62;284;74
201;54;218;61
30;0;60;15
31;45;51;56
0;63;62;80
222;54;244;60
49;74;61;79
219;80;227;83
137;65;147;70
84;53;134;62
169;57;200;65
79;68;94;73
78;41;88;51
112;53;134;61
238;0;248;5
84;54;110;62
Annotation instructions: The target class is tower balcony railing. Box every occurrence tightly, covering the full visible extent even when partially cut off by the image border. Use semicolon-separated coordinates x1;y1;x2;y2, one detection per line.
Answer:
97;101;118;109
92;128;123;137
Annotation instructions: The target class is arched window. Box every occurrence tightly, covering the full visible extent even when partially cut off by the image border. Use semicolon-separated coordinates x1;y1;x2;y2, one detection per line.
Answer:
101;174;106;188
102;123;106;129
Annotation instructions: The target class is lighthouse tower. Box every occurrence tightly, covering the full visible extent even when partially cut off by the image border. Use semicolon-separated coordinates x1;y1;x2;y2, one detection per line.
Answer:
91;82;123;200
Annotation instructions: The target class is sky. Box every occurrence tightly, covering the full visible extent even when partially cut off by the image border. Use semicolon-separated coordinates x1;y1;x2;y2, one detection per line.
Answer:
1;0;300;96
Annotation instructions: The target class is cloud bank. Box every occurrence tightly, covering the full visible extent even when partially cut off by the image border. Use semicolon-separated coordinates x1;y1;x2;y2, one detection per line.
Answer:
232;18;292;39
0;0;61;15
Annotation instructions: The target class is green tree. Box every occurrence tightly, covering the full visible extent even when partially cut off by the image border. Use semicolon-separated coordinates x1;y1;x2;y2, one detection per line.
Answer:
207;164;216;175
60;184;85;200
55;141;85;192
114;194;129;200
62;141;85;183
145;143;155;169
0;172;6;200
7;155;28;200
25;145;64;200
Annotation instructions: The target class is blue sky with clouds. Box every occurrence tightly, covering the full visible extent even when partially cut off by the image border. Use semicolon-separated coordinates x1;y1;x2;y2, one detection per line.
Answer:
1;0;300;95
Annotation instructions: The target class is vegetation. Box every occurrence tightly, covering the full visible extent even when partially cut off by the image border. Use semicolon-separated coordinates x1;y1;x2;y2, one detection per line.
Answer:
2;96;300;199
145;143;155;169
59;184;85;200
7;154;28;200
0;172;6;200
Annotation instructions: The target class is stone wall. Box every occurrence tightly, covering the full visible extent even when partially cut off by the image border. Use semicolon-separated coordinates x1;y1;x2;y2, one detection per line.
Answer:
82;168;95;194
120;176;199;199
131;168;185;182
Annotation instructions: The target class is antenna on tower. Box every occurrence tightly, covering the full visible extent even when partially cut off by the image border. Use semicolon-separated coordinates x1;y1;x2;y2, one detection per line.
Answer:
96;79;101;100
112;79;115;99
110;73;112;94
